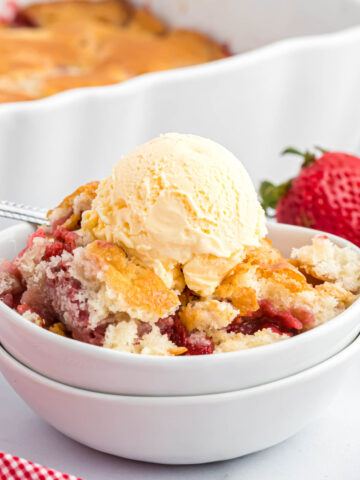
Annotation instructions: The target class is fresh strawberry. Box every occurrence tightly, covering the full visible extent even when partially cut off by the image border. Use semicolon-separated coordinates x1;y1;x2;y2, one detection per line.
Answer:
260;147;360;247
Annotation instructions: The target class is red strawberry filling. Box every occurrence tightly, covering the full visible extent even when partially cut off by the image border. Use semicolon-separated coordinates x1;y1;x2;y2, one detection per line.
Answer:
53;227;78;248
16;228;46;259
227;300;309;337
17;260;105;345
137;320;152;338
17;304;36;315
41;253;107;345
0;259;24;308
157;315;187;346
10;12;37;28
45;269;88;332
17;227;79;263
42;241;68;261
42;228;78;261
0;226;315;355
157;315;214;355
0;292;16;308
184;331;214;355
13;228;96;341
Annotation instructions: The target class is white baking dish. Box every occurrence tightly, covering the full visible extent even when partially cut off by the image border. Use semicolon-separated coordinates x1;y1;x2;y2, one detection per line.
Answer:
0;0;360;232
3;0;360;54
1;221;359;396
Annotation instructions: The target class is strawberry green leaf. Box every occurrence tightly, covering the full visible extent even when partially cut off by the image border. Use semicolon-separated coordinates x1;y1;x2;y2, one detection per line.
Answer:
282;146;317;168
259;180;292;216
314;145;328;154
281;147;305;157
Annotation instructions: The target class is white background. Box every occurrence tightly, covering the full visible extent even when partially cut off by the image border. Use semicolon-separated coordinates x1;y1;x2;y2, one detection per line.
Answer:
1;358;360;480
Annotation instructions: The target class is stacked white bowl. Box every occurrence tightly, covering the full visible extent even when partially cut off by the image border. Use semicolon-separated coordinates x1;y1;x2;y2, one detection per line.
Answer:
1;0;360;464
0;222;359;464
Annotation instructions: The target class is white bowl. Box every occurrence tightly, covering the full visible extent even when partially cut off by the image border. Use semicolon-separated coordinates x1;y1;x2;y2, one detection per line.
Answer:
0;222;359;396
1;335;359;465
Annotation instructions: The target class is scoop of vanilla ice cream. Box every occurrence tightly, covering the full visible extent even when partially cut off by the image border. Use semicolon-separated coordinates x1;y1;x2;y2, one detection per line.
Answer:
82;133;266;295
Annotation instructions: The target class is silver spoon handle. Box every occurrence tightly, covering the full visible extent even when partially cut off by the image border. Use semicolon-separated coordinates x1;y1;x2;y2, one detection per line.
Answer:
0;201;50;226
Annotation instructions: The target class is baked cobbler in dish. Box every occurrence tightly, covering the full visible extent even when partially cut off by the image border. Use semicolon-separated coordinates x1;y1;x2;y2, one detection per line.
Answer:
1;134;359;355
0;0;228;103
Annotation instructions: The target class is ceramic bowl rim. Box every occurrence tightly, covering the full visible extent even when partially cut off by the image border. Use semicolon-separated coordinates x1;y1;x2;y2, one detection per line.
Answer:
1;332;359;403
0;221;359;366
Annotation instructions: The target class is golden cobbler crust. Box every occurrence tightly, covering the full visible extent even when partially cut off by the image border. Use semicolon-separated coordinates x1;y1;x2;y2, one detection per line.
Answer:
0;89;36;103
243;238;284;265
214;239;355;329
22;0;132;27
47;181;99;230
214;240;287;314
0;0;227;103
85;240;180;321
291;235;360;293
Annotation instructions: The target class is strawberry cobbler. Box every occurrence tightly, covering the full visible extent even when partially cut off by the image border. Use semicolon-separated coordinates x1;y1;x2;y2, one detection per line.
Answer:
1;135;359;356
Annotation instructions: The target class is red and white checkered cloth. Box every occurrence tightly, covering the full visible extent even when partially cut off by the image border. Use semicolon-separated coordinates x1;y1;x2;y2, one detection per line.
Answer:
0;452;83;480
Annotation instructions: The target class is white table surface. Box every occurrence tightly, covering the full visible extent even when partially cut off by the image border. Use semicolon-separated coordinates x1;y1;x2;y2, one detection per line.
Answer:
0;358;359;480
